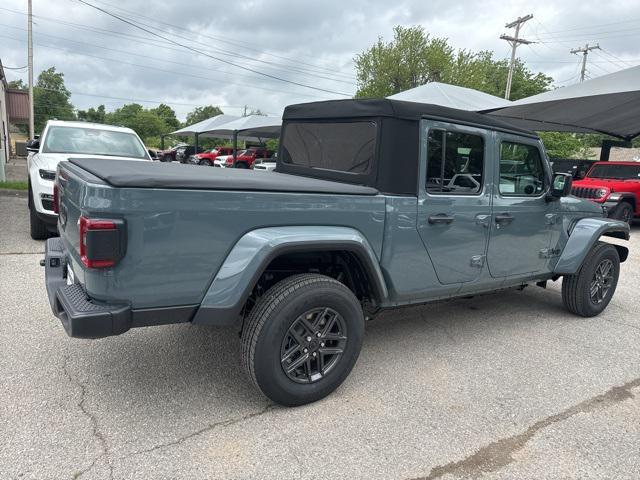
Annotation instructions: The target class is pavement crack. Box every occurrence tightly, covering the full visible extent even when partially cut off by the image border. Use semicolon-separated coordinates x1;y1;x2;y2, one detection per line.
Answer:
124;403;276;458
413;376;640;480
62;355;114;480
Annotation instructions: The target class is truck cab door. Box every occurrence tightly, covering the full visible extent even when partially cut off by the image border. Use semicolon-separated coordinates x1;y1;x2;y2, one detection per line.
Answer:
486;134;557;277
416;120;493;284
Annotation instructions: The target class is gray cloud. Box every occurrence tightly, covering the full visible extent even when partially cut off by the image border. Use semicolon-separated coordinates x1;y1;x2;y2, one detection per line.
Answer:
1;0;638;121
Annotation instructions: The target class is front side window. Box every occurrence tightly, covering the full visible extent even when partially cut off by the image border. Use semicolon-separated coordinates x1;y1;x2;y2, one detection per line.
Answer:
499;142;545;196
281;121;376;174
42;126;148;159
426;129;484;194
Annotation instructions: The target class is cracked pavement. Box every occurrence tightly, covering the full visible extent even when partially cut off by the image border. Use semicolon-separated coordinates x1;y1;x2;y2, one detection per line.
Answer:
1;194;640;479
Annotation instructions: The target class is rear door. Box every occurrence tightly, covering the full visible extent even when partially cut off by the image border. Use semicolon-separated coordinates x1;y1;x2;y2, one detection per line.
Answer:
417;120;493;284
486;134;555;277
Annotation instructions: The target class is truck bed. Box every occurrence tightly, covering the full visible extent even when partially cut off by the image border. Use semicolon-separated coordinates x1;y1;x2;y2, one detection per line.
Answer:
68;158;379;195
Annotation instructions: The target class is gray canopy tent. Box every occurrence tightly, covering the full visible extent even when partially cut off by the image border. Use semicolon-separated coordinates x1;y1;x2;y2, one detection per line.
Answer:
388;82;512;111
484;66;640;142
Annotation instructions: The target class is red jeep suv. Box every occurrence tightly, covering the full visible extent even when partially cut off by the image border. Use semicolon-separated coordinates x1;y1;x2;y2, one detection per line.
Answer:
193;147;235;166
571;161;640;224
225;147;274;169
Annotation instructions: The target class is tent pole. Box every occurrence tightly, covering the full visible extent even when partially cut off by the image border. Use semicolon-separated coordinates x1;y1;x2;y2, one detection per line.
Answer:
232;131;238;167
160;135;165;150
194;133;199;152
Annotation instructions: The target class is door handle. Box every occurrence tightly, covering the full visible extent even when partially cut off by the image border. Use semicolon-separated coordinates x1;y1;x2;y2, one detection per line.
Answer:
495;213;514;225
428;214;455;225
475;214;491;228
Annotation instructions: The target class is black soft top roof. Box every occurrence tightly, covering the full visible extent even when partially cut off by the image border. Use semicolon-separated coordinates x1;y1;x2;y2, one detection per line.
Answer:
284;98;538;138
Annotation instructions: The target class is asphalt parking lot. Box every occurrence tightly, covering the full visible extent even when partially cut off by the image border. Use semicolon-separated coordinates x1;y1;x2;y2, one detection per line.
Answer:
1;191;639;480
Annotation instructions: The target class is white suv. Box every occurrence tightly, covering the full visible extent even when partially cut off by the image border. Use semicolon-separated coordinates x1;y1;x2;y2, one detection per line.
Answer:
27;120;151;239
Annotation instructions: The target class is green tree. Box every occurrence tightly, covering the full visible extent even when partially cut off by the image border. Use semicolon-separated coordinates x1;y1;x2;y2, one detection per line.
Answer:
7;79;26;89
538;132;594;159
151;103;180;130
185;105;224;125
103;103;175;145
354;26;552;101
34;67;76;133
77;105;106;123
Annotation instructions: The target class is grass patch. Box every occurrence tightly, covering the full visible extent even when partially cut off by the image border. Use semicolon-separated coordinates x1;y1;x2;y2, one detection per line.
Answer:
0;181;28;190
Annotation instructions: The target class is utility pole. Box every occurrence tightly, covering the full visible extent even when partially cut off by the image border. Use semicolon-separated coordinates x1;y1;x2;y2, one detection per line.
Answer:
570;43;600;82
27;0;34;139
500;14;534;100
28;0;34;138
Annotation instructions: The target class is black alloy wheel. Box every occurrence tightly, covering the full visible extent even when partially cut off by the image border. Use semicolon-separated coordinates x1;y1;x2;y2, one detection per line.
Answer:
589;258;614;305
280;307;348;384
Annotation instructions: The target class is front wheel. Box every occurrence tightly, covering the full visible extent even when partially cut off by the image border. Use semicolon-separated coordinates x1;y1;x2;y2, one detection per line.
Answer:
562;242;620;317
28;183;49;240
610;202;633;225
198;159;211;166
241;274;364;406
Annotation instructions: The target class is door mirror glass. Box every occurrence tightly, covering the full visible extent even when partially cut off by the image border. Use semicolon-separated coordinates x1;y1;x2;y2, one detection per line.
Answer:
550;173;572;198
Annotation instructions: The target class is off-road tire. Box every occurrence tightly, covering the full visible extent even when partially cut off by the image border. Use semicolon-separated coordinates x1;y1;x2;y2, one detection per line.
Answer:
241;273;364;406
234;162;248;169
562;241;620;317
610;202;633;225
28;183;49;240
198;159;211;166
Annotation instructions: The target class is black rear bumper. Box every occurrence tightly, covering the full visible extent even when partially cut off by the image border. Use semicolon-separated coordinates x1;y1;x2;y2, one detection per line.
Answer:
44;238;197;339
44;238;131;338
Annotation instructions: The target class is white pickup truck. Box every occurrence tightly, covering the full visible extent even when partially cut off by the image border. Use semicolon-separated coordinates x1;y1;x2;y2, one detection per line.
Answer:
27;120;151;239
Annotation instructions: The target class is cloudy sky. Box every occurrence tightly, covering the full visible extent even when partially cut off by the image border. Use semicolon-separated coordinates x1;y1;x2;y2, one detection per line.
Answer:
1;0;638;121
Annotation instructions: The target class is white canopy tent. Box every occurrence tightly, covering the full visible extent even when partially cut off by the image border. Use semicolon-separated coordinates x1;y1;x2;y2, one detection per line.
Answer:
199;114;282;162
170;114;240;136
388;82;512;111
484;66;640;140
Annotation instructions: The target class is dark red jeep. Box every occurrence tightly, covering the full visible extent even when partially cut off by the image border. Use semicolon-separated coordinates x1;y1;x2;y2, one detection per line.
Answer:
571;161;640;223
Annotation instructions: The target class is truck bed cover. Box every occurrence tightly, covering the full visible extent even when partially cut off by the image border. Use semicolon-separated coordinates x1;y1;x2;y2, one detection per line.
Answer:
68;158;379;195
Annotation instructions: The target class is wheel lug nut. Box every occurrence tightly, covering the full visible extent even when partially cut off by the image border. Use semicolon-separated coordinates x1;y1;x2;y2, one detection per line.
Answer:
312;352;317;357
303;348;308;353
306;336;312;342
320;342;325;347
316;332;321;337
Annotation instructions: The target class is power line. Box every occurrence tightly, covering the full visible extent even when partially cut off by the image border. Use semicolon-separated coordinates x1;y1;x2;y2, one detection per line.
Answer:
2;64;28;70
0;34;330;100
74;0;351;96
0;22;353;88
0;5;356;82
0;6;356;85
89;0;355;77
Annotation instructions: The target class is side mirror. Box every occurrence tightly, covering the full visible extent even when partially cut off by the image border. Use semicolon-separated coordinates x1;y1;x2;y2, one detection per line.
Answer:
26;139;40;153
549;173;572;199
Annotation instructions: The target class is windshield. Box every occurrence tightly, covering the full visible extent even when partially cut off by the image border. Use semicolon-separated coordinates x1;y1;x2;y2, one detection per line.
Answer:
42;126;149;159
588;163;640;179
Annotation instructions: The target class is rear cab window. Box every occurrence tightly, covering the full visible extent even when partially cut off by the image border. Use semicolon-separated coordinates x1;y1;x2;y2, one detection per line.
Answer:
280;121;377;175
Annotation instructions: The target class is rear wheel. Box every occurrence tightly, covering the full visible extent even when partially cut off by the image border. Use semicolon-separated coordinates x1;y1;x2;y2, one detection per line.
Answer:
562;242;620;317
610;202;633;224
234;162;248;169
241;274;364;406
198;159;211;166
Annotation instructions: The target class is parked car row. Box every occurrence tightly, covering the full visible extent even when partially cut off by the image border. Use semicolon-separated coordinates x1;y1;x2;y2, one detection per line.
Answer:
187;146;276;169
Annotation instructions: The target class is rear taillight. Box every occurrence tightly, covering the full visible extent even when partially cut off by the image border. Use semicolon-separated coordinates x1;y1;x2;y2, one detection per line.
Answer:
79;216;126;269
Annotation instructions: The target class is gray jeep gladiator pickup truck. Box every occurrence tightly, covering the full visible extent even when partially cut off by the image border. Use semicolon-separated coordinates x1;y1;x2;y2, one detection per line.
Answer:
43;99;630;406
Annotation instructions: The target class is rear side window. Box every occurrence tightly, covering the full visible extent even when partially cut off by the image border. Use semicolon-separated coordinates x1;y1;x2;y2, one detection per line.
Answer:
426;129;484;194
499;142;545;196
281;121;376;174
